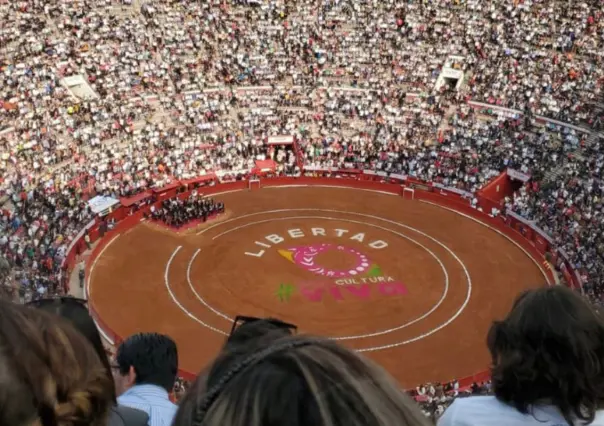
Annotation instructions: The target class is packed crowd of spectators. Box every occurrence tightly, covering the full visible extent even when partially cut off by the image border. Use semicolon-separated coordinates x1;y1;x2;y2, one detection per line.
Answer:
150;194;225;229
1;0;604;419
410;379;493;418
505;132;604;306
0;186;94;301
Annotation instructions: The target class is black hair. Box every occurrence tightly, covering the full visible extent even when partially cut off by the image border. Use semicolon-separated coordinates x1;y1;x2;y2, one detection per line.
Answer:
225;317;295;350
488;286;604;424
30;298;117;402
116;332;178;392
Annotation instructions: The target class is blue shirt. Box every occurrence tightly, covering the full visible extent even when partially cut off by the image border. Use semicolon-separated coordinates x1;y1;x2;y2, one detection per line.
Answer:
438;395;604;426
117;384;177;426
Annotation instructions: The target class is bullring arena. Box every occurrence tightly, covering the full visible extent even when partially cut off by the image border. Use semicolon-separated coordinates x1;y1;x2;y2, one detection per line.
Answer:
2;0;604;421
86;176;552;387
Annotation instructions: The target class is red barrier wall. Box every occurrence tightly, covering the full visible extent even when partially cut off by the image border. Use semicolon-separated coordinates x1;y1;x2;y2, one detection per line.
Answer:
72;176;564;387
477;171;514;210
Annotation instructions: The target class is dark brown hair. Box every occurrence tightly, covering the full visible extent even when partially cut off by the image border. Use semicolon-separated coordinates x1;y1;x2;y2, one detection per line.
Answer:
174;334;431;426
0;300;113;426
488;286;604;424
30;297;117;403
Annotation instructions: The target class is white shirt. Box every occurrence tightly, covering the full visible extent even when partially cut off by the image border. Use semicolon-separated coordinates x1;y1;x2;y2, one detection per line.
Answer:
118;384;177;426
438;396;604;426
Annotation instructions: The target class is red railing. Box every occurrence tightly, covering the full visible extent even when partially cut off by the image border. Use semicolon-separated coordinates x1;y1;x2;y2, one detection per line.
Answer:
66;174;565;386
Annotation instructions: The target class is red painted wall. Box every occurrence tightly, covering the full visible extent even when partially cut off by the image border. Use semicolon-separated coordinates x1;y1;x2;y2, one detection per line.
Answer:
477;171;514;209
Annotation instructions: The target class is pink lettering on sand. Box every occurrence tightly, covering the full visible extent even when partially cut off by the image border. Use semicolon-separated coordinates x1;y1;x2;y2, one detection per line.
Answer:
300;286;323;302
328;286;344;300
377;282;408;296
344;284;371;299
298;282;407;302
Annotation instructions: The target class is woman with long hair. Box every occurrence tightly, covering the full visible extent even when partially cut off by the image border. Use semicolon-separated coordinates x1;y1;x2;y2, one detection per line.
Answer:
28;297;149;426
0;299;113;426
439;286;604;426
173;331;432;426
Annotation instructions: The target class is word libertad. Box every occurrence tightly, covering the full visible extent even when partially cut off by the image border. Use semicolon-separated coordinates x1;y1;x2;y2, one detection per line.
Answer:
245;227;389;258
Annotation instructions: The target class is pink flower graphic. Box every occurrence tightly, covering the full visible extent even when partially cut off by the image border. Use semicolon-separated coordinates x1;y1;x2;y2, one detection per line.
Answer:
278;243;371;278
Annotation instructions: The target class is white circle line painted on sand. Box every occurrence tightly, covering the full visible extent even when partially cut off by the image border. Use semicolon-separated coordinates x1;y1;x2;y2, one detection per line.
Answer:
194;207;341;235
195;207;473;352
195;189;402;236
87;233;121;346
165;246;229;336
263;184;399;196
419;200;553;286
203;189;244;197
187;248;233;322
187;215;451;340
87;233;121;300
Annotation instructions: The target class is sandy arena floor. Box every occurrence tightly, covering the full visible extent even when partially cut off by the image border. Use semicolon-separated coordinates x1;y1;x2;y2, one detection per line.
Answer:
88;186;547;387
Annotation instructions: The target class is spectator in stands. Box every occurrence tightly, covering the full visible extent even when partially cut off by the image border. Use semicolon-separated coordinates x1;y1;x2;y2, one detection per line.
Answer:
172;333;432;426
439;286;604;426
0;299;113;426
28;297;149;426
114;332;179;426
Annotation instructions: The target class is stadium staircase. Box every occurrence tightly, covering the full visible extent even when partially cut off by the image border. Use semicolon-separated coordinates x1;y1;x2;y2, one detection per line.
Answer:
543;128;602;183
586;130;601;147
543;156;569;183
542;141;586;184
542;147;591;183
541;97;602;183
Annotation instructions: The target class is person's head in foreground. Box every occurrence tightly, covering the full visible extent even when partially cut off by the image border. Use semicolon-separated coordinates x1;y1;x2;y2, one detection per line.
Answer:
114;332;178;396
29;297;150;426
28;297;117;402
439;286;604;426
0;299;113;426
173;333;432;426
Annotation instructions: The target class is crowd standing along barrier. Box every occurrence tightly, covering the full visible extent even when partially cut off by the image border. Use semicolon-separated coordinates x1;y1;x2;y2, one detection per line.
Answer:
66;172;568;386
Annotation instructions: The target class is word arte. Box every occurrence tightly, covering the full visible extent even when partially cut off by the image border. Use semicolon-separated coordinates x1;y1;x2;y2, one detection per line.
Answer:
245;227;389;258
275;278;408;303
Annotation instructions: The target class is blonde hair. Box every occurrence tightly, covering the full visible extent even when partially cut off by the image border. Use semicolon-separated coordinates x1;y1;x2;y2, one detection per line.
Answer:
174;334;432;426
0;300;113;426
